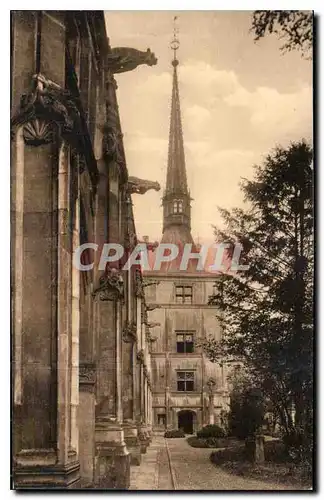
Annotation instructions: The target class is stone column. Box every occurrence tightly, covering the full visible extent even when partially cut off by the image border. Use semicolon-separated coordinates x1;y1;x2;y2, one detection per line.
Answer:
122;264;141;466
12;134;80;488
165;353;172;430
93;272;130;489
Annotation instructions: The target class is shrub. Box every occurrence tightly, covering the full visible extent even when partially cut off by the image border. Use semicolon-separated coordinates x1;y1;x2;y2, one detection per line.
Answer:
164;429;185;438
197;424;226;439
187;436;230;448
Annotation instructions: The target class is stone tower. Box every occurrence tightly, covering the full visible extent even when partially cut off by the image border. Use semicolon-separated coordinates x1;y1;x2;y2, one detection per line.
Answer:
162;52;193;246
144;23;230;435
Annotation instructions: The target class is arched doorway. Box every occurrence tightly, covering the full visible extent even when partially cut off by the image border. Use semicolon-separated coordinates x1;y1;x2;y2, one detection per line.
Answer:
178;410;194;434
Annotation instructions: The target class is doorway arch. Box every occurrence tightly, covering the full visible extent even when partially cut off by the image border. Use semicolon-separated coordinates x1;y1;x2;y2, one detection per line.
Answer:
178;410;195;434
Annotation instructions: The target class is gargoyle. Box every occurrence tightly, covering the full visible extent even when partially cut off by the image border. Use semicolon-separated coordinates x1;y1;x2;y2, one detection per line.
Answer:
128;176;161;195
145;304;161;312
146;322;161;329
143;279;160;288
107;47;158;74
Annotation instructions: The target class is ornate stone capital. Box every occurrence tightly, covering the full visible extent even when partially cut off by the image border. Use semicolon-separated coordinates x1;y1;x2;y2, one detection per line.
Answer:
11;73;80;146
92;268;124;302
127;176;161;195
106;47;157;74
122;321;137;343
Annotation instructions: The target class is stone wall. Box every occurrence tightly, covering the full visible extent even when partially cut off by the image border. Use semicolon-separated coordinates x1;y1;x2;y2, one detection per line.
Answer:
11;10;155;489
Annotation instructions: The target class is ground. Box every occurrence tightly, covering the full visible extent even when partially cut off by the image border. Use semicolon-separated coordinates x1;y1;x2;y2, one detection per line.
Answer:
130;437;306;491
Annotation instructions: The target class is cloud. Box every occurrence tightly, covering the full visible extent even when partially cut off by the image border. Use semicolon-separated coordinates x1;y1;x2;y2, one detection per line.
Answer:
114;55;312;242
225;84;312;140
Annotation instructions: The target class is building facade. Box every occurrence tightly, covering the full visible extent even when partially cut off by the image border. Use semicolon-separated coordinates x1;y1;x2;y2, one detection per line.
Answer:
11;10;159;489
144;44;230;435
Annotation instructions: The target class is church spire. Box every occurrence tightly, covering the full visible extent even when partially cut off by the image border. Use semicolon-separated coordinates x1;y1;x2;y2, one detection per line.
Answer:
162;18;193;244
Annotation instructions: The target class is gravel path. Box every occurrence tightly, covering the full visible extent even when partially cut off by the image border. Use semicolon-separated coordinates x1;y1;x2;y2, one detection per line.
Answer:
129;436;303;491
167;438;300;491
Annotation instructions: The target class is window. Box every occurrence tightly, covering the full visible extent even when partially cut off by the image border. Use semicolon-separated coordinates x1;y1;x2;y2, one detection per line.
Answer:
172;200;183;214
157;414;166;426
175;285;193;304
176;332;194;353
177;371;194;392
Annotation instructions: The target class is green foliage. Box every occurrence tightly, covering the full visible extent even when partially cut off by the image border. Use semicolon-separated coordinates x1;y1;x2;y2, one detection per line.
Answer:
200;141;314;448
251;10;313;57
164;429;185;438
196;424;226;439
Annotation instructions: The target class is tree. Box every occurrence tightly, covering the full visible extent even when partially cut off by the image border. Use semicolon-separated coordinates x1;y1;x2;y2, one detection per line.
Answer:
251;11;313;58
199;140;313;447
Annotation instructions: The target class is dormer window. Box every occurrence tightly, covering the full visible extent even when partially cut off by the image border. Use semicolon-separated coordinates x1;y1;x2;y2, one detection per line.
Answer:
173;200;183;214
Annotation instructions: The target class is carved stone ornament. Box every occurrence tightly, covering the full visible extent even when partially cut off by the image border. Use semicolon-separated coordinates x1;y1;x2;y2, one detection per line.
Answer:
127;176;161;195
102;121;124;165
136;349;145;364
125;231;137;251
141;306;148;325
79;363;96;386
106;47;158;74
135;269;145;298
207;377;217;394
11;73;80;146
122;321;137;343
92;268;124;301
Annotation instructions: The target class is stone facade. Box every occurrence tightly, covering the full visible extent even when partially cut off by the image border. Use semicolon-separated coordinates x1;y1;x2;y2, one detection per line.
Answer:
11;11;156;489
143;274;230;434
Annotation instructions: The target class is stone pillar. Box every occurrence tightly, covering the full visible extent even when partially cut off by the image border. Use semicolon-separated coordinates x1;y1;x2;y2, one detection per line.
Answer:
93;67;130;489
78;154;104;487
165;353;172;430
245;434;265;464
122;266;141;466
12;135;80;488
94;283;130;489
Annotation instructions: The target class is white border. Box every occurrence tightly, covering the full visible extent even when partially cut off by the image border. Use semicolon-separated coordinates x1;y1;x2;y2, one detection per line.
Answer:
1;3;320;498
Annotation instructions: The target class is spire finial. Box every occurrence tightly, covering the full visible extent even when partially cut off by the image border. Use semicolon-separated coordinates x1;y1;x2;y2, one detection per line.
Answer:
171;16;180;66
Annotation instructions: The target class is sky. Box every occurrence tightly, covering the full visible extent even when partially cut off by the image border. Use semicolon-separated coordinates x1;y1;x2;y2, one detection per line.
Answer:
104;11;313;244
